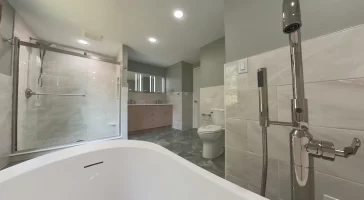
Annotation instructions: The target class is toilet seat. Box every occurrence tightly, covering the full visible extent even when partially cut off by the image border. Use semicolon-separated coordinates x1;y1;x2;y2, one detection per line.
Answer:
197;125;223;134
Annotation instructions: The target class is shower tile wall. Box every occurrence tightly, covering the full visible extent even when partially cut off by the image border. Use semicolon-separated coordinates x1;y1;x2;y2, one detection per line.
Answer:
15;15;119;150
20;53;118;150
166;92;193;130
0;74;12;168
0;0;15;168
167;92;182;130
224;25;364;200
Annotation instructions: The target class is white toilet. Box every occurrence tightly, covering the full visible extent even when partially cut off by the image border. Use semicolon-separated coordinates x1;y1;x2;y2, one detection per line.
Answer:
197;108;225;159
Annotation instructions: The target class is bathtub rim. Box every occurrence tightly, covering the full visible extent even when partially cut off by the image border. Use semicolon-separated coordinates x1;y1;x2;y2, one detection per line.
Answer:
0;140;267;200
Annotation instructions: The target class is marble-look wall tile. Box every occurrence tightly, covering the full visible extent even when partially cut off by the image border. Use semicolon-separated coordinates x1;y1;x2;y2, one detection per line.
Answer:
225;146;280;197
247;25;364;88
278;161;291;200
0;74;12;94
182;92;193;130
244;152;280;197
225;87;277;121
278;78;364;130
311;126;364;185
225;89;239;119
225;174;249;188
226;146;248;181
247;184;280;200
200;86;224;126
0;74;12;168
315;172;364;200
247;46;291;88
167;93;182;130
247;120;291;163
0;109;11;168
232;87;278;121
224;61;248;91
225;118;247;150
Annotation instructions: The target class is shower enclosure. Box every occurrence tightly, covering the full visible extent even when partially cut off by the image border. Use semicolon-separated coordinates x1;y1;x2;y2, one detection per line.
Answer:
11;37;123;153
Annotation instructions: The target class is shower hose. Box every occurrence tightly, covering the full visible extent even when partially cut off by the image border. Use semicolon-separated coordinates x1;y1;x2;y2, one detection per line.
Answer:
260;127;268;197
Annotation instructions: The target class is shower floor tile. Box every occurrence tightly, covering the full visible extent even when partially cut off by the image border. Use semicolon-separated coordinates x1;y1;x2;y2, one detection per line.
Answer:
129;127;225;178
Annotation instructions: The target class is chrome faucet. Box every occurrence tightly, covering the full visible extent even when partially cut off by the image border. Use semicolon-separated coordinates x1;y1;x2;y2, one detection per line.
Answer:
257;0;361;199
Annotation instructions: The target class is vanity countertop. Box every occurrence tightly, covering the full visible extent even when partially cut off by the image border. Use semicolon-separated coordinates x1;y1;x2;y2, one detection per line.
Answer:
128;104;173;106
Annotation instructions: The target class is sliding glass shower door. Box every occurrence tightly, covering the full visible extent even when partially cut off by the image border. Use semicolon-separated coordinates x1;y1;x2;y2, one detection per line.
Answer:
16;44;120;151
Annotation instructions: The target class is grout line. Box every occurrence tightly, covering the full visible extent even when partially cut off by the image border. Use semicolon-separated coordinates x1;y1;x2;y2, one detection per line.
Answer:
226;145;263;157
242;76;364;90
310;124;364;132
316;171;364;187
227;115;364;133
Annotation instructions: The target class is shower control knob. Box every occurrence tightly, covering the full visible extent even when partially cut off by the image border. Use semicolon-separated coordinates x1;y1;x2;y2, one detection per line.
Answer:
306;139;335;159
306;138;361;159
335;138;361;157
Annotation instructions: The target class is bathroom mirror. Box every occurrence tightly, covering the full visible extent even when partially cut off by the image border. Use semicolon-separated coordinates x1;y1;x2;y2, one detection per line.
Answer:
127;71;165;93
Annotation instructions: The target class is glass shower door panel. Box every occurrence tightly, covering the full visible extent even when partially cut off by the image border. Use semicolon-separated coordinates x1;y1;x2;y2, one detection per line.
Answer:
17;47;119;151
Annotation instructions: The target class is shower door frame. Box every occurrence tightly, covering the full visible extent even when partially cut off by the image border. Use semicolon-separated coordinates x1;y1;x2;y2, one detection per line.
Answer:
11;37;123;154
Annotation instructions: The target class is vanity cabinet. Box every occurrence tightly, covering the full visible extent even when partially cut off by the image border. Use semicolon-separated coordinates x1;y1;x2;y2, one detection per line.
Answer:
128;105;172;133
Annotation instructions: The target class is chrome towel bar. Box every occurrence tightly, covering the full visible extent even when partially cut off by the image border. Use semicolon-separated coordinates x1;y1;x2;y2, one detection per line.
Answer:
25;88;86;98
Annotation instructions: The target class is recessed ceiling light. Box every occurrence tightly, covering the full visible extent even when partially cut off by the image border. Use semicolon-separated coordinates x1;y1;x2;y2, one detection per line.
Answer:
174;10;184;19
77;39;89;45
148;37;157;43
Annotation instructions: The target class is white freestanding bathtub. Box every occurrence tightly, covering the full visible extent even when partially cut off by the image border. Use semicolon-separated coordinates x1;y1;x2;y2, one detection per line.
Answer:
0;140;266;200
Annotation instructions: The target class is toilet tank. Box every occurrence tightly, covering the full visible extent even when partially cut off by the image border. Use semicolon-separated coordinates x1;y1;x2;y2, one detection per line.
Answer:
211;108;225;128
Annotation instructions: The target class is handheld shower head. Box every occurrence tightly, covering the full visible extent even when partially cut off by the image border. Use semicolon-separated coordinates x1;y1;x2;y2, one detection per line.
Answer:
282;0;302;34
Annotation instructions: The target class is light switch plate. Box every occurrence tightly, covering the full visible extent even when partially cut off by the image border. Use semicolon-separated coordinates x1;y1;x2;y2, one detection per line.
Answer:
237;58;248;74
324;194;339;200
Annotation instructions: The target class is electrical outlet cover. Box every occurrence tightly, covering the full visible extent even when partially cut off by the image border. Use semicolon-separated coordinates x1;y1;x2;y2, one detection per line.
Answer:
237;58;248;74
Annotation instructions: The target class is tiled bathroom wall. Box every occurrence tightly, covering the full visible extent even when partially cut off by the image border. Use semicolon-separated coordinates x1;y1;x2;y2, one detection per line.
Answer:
0;74;12;168
166;92;193;130
15;14;119;151
167;92;182;129
128;92;166;104
0;0;15;168
224;25;364;200
181;92;193;130
200;86;224;126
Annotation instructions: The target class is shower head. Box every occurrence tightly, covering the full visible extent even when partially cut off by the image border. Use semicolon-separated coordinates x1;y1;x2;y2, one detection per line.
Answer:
282;0;302;34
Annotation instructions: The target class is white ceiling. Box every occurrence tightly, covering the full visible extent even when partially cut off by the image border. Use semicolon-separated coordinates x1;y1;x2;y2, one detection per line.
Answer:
9;0;225;67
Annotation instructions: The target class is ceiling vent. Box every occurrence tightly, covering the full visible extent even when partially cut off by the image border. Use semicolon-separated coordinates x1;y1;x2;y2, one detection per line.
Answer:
82;29;103;42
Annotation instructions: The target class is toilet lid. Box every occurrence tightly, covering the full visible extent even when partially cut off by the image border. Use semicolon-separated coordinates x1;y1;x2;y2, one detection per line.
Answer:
198;125;222;133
